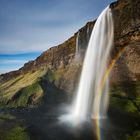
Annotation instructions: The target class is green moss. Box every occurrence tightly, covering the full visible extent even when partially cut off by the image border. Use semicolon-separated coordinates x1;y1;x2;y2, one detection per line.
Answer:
110;81;140;114
45;69;56;83
110;97;138;113
0;113;16;120
135;97;140;107
126;131;140;140
43;69;63;87
7;81;43;108
0;69;47;107
110;82;140;140
5;126;30;140
111;81;140;97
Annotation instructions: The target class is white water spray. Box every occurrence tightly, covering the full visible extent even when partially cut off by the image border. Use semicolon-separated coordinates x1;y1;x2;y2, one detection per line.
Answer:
76;32;80;54
70;6;114;123
75;31;80;60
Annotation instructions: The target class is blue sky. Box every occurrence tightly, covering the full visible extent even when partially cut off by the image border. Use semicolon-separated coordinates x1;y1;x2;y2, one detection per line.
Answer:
0;0;114;74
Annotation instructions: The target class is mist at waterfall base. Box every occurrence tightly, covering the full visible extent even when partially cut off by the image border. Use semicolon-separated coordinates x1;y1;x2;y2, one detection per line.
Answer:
59;6;114;140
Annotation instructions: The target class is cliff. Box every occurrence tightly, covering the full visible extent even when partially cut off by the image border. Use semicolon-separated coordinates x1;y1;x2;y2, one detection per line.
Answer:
0;0;140;108
110;0;140;82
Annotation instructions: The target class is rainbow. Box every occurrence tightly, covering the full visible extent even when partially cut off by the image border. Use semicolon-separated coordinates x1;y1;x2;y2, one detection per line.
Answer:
94;46;126;140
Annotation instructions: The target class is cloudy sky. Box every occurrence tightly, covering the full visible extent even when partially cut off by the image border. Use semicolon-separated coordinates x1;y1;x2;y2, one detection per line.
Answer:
0;0;114;74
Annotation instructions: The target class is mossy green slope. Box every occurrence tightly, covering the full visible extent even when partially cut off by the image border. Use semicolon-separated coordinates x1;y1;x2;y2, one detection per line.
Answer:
110;81;140;140
110;81;140;114
5;126;30;140
0;69;47;108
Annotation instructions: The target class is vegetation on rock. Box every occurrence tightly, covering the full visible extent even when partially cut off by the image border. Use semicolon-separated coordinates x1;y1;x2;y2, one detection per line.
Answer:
5;126;30;140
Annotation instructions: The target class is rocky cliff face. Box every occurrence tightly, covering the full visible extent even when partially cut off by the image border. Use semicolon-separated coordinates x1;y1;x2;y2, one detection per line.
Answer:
0;0;140;107
110;0;140;83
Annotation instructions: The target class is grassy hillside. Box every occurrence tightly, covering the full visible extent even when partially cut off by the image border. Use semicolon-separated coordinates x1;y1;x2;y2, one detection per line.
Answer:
0;68;47;108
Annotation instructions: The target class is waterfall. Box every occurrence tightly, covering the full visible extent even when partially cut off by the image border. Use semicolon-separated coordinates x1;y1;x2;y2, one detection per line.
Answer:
75;31;80;59
71;6;114;122
87;25;89;34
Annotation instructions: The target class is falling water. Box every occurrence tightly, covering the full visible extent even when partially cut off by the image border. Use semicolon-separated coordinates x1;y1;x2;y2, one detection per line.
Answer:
75;31;80;59
87;24;90;37
71;6;114;122
87;25;89;34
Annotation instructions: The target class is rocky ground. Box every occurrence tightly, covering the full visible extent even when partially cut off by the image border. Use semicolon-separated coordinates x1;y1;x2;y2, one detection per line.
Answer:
0;100;139;140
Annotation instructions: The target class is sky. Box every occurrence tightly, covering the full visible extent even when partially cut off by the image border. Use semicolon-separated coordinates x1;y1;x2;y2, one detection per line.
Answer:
0;0;114;74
